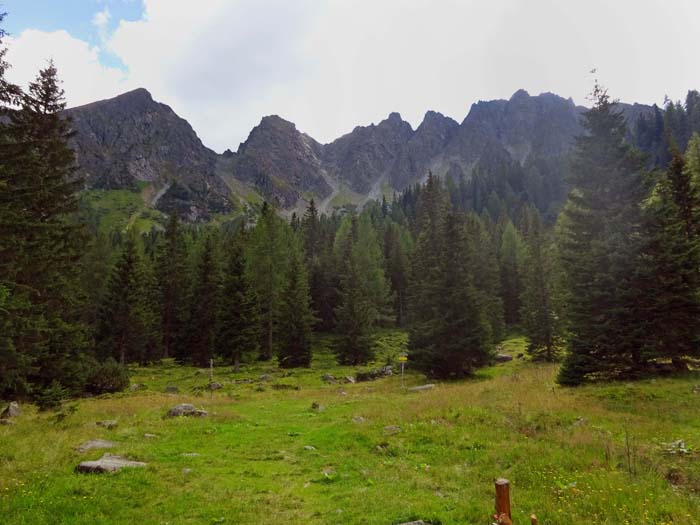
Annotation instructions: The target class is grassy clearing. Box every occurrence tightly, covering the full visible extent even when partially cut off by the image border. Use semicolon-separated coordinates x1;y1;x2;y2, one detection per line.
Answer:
80;186;165;234
2;332;700;524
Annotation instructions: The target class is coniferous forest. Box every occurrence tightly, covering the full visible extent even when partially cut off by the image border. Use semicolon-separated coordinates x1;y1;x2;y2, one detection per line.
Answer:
1;14;700;405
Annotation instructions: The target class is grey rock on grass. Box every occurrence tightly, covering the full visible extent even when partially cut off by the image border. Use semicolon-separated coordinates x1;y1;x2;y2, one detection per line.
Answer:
77;439;115;453
75;454;147;474
166;404;208;417
0;402;20;419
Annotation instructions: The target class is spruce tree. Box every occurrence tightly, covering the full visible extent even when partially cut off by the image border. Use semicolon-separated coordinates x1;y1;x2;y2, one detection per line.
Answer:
557;86;649;385
277;237;315;368
520;206;561;361
640;152;700;369
183;234;220;367
334;216;375;365
155;213;188;358
498;220;525;326
216;228;258;370
97;234;149;365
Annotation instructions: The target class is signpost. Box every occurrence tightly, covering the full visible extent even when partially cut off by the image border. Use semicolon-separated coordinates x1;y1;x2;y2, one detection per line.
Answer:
398;355;408;388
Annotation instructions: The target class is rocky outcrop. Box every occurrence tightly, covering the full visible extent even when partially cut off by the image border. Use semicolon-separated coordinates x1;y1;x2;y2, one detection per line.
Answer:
67;88;232;220
231;115;332;207
75;454;147;474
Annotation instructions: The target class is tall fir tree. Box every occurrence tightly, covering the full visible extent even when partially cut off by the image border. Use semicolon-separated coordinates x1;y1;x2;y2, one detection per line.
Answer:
498;220;525;326
520;206;561;361
334;215;375;365
216;228;259;370
557;86;650;385
639;152;700;369
155;213;188;358
97;234;150;365
277;236;315;368
0;61;90;396
182;234;220;367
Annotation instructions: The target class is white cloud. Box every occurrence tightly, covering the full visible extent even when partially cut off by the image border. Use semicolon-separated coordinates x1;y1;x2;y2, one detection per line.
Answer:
3;0;700;152
92;7;111;41
4;29;130;108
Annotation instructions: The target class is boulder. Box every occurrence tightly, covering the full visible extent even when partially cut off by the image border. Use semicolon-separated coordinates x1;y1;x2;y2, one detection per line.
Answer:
166;404;208;417
144;433;157;439
208;382;223;390
76;454;147;474
96;420;118;430
407;384;436;392
321;374;336;383
259;374;272;381
129;383;147;392
0;402;20;419
165;385;180;393
77;439;115;453
494;354;513;363
384;425;402;434
303;445;316;451
344;376;356;384
352;416;366;424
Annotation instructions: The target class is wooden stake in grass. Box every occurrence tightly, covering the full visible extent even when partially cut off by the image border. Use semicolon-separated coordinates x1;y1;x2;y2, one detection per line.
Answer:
495;478;512;521
530;514;538;524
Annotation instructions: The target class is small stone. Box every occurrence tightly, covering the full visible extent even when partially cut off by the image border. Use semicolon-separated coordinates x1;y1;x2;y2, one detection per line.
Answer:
129;383;147;392
76;454;147;474
182;468;193;474
494;353;513;363
0;402;20;419
352;416;365;424
310;402;324;412
398;521;427;525
77;439;115;453
181;452;200;457
166;404;208;417
407;384;436;392
165;385;179;393
321;374;336;383
0;419;14;425
516;353;524;359
96;420;118;429
344;376;356;384
144;433;157;439
384;425;401;434
209;382;223;390
573;417;587;426
693;385;700;394
303;445;316;451
259;374;272;381
339;390;347;396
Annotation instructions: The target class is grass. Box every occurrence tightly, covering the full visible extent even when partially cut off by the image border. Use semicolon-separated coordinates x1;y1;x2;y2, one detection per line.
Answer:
2;332;700;524
80;186;165;234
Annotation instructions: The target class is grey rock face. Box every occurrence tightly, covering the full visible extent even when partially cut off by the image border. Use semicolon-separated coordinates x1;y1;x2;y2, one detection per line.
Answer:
66;89;232;220
75;454;147;474
166;404;208;417
0;402;20;419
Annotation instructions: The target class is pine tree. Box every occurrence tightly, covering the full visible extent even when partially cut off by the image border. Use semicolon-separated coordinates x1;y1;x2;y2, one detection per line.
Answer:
0;61;90;395
640;152;700;369
383;220;411;326
247;202;286;360
155;213;188;358
520;207;561;361
557;85;649;385
277;236;315;368
97;234;149;365
498;220;525;326
216;228;258;370
183;234;220;367
409;209;491;378
334;216;375;365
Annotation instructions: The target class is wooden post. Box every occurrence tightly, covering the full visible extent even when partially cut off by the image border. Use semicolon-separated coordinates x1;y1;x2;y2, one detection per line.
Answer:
495;478;511;521
530;515;538;525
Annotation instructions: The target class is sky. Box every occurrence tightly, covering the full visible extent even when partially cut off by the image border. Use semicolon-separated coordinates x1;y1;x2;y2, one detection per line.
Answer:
2;0;700;152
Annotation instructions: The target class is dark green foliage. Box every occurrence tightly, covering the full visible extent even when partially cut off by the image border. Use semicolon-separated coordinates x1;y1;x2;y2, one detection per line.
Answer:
155;213;189;359
0;60;90;397
639;152;700;368
408;175;492;378
85;357;130;395
557;86;650;385
182;234;220;367
498;219;525;326
520;206;561;361
334;216;375;365
35;381;69;411
216;229;259;369
277;237;315;368
97;234;154;365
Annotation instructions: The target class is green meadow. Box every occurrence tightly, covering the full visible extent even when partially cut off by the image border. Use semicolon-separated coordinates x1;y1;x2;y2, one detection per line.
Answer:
2;332;700;524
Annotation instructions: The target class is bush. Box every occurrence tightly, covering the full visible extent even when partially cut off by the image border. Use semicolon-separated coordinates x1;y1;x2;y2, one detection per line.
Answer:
85;358;130;395
35;381;69;411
